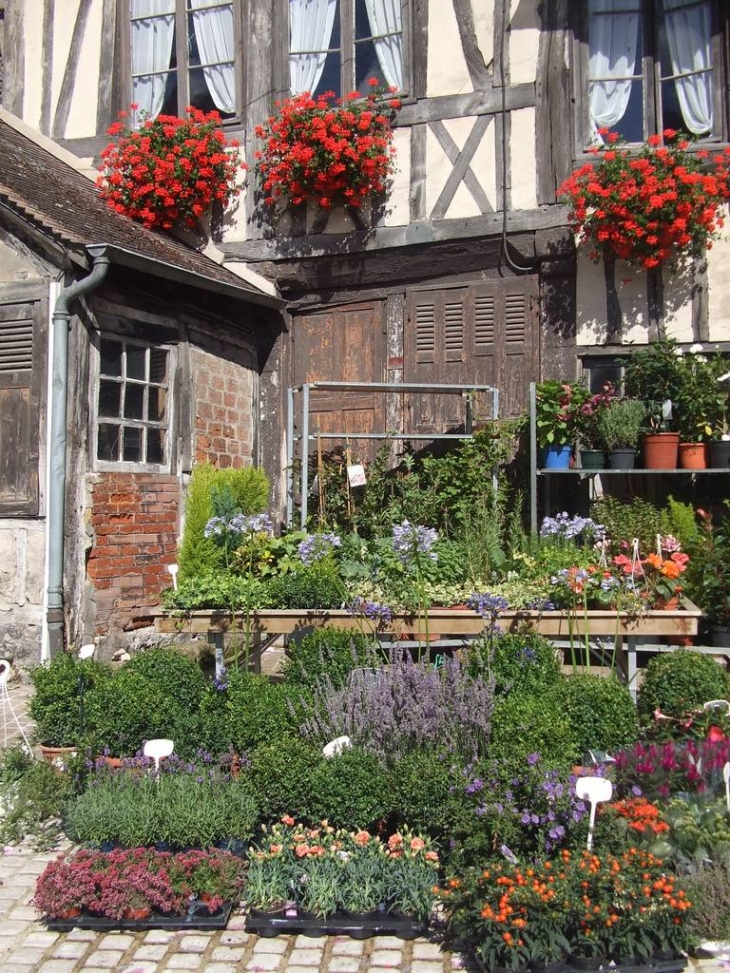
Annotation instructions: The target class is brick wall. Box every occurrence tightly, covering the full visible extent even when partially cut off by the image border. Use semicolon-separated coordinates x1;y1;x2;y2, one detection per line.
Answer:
86;473;179;637
191;347;254;468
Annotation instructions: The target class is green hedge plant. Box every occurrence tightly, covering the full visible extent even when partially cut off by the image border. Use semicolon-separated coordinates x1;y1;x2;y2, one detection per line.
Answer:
637;650;730;724
547;674;639;759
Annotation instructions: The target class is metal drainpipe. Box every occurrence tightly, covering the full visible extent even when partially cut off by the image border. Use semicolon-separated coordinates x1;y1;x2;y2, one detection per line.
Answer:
46;250;110;656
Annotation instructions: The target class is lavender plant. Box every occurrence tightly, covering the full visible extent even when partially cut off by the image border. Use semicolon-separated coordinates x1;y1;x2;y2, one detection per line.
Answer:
392;521;439;652
300;652;495;763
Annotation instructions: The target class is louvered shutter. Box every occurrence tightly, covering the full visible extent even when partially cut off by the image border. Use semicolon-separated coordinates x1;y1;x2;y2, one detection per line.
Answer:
406;277;537;422
0;298;44;516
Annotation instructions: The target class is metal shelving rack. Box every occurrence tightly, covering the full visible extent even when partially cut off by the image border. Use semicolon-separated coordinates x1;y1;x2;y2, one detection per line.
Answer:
287;381;500;527
528;382;729;533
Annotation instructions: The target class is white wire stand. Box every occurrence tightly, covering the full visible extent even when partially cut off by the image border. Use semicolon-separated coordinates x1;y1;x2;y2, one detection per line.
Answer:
0;659;33;753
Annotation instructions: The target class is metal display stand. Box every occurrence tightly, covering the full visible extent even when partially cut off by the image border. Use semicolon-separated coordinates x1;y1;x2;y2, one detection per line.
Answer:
528;382;730;533
286;382;499;527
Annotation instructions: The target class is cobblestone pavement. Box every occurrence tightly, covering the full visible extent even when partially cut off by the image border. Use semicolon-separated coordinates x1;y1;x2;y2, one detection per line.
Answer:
0;840;471;973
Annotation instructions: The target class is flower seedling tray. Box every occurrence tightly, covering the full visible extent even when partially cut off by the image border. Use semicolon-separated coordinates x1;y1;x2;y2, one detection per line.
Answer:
245;910;427;940
45;900;234;932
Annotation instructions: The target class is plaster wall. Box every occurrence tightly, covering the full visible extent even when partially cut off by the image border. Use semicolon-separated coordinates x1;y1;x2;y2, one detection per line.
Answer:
708;210;730;343
21;0;45;133
0;521;45;663
427;1;471;97
510;108;537;210
509;4;540;85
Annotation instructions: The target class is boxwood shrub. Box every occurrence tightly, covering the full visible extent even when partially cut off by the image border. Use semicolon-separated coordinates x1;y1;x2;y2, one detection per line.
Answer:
281;626;381;690
307;745;392;830
489;691;578;771
637;649;730;723
468;632;563;698
547;673;639;759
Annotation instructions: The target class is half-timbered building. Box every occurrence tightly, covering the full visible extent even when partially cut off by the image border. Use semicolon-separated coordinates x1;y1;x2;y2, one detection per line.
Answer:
0;0;729;658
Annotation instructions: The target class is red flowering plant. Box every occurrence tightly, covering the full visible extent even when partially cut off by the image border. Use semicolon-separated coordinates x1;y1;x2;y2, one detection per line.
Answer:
558;129;730;270
97;106;244;231
254;79;401;210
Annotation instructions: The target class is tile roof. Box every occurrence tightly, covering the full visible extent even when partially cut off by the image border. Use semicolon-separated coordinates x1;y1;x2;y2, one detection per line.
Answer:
0;115;277;304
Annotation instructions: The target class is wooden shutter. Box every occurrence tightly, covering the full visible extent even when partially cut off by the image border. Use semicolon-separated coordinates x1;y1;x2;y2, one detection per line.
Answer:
0;296;45;516
406;277;538;425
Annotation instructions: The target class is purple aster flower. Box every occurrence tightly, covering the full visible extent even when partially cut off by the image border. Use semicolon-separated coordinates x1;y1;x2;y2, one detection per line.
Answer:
527;752;540;766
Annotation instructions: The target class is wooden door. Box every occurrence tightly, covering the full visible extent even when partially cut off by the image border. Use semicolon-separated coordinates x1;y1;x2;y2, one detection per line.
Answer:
404;276;539;432
291;301;386;463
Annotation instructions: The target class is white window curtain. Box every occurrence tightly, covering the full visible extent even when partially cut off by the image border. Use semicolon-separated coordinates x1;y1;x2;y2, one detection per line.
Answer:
363;0;403;91
131;0;175;119
190;0;236;114
289;0;337;94
663;0;713;135
588;0;640;140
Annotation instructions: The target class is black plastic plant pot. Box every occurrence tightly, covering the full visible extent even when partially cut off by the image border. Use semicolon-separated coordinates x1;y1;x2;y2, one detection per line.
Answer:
45;901;234;932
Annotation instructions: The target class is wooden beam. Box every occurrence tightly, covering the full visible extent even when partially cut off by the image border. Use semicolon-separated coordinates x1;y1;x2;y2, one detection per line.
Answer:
152;605;701;638
96;0;116;135
220;207;569;263
2;0;24;117
40;0;55;136
396;82;535;126
429;116;493;218
451;0;491;90
51;0;93;140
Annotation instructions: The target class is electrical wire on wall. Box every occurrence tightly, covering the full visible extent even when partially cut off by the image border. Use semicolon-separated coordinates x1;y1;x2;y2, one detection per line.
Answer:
499;0;537;275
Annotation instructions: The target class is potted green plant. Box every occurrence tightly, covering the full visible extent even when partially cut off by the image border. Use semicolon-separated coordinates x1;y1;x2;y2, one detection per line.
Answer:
383;828;440;922
29;652;111;762
623;340;684;469
574;383;616;470
339;831;388;917
535;380;591;469
595;399;646;470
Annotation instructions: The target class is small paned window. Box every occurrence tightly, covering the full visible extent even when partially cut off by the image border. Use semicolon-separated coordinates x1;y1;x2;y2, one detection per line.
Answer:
581;0;727;146
129;0;239;120
96;337;171;467
289;0;405;98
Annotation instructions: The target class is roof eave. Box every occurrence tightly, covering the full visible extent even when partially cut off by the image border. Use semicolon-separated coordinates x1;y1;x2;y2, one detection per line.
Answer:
85;243;285;310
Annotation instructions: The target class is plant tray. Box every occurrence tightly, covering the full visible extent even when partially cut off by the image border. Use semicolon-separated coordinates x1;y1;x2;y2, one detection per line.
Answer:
245;910;427;940
45;900;234;932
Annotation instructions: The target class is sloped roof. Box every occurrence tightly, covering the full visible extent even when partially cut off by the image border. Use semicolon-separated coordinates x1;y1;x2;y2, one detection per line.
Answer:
0;115;281;307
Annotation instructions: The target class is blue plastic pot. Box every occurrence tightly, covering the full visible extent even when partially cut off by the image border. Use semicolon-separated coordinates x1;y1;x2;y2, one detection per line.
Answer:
541;444;572;469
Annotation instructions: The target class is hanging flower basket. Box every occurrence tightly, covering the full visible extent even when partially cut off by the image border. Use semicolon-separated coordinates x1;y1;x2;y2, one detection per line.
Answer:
254;81;401;211
97;106;244;231
558;130;730;270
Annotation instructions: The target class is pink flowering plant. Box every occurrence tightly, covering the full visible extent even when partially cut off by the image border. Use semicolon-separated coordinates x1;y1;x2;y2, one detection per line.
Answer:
34;847;245;921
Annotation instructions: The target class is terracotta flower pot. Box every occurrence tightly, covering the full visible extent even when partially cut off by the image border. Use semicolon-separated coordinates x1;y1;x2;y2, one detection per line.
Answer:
642;432;680;469
678;442;708;469
123;906;151;920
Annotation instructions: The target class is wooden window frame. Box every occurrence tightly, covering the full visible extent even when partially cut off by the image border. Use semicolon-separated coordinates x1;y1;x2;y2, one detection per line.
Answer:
284;0;412;99
91;332;175;473
118;0;244;123
573;0;729;159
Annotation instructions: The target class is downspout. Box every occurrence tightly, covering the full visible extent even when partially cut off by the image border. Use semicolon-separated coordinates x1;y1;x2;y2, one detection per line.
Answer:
46;249;110;656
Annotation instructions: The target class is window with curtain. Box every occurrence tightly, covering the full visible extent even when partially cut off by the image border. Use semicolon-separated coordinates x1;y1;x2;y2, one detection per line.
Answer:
581;0;727;146
129;0;239;120
288;0;405;98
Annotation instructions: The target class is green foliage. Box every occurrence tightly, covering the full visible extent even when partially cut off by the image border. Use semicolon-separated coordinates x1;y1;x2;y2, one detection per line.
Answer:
489;691;578;772
247;737;323;821
535;379;591;447
307;746;391;830
693;502;730;626
29;653;113;747
388;748;456;837
281;626;381;690
637;650;730;723
161;571;269;610
198;671;309;756
266;564;345;608
65;770;258;849
93;649;205;757
468;632;563;698
306;422;522;546
0;747;73;850
684;857;730;941
596;398;646;451
591;495;664;554
547;674;639;759
178;463;269;579
623;338;685;430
